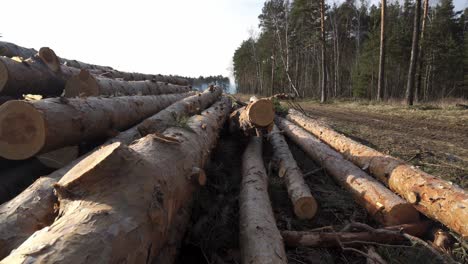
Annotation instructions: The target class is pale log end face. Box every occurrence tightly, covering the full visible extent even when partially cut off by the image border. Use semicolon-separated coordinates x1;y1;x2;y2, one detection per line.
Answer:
64;70;99;97
248;99;275;127
0;101;46;160
385;203;420;226
0;60;8;93
38;47;60;72
294;196;318;220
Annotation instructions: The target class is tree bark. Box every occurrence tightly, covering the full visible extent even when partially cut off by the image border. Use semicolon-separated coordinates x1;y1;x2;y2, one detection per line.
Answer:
229;98;275;136
269;125;317;219
64;69;191;97
281;222;430;248
377;0;386;101
0;93;191;160
320;0;327;103
240;136;287;264
286;109;468;238
405;0;421;105
1;98;231;263
0;41;37;59
276;117;420;226
0;88;222;259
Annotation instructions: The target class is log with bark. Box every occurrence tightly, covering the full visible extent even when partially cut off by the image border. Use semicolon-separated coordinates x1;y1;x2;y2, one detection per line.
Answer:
0;88;222;258
1;97;231;263
0;41;37;59
64;69;191;97
276;117;420;226
269;125;317;219
230;98;275;136
37;146;79;169
39;47;189;85
286;109;468;238
0;93;191;160
281;221;430;248
240;136;287;264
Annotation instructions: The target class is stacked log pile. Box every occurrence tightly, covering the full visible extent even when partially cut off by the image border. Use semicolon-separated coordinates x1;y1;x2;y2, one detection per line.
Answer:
0;41;465;263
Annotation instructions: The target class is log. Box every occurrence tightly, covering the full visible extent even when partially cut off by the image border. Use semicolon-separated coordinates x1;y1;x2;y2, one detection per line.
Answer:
230;98;275;136
269;125;317;219
37;146;79;169
286;109;468;238
1;97;231;263
0;88;222;258
0;159;53;204
281;222;430;248
64;69;191;97
0;41;37;59
0;93;191;160
0;56;66;97
240;136;287;264
276;117;420;226
39;47;189;85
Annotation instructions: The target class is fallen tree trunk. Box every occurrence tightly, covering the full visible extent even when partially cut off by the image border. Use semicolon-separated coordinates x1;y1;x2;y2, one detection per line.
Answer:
0;88;222;258
240;136;287;264
0;159;53;204
269;125;317;219
276;117;420;226
37;146;79;169
230;98;275;136
1;97;231;263
286;109;468;238
64;69;191;97
0;93;191;160
281;221;430;248
39;47;189;85
0;41;37;59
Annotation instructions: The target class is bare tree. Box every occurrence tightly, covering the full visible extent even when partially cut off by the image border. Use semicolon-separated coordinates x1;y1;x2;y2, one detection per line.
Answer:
415;0;429;103
377;0;386;101
320;0;327;103
405;0;421;106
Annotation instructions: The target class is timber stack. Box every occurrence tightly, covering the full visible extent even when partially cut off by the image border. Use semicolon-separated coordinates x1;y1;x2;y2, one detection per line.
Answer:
0;41;465;264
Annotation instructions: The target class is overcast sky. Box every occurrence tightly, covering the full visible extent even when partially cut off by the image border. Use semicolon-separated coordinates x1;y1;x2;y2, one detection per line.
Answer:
0;0;465;79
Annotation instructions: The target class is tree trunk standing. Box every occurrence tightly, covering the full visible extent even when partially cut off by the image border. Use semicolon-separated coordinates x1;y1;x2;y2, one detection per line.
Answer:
0;93;191;160
64;69;191;97
0;41;37;59
1;98;231;264
320;0;327;103
286;109;468;238
269;125;317;219
240;137;287;264
0;89;221;259
405;0;421;105
377;0;386;101
415;0;429;103
276;117;420;226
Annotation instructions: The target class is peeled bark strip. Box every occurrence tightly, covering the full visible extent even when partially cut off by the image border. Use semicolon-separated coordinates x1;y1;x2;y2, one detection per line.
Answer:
0;41;37;59
277;117;420;226
0;56;66;97
1;98;231;263
269;125;317;219
64;69;191;97
0;93;191;160
286;109;468;238
240;136;287;264
230;98;275;135
281;222;430;248
0;88;221;258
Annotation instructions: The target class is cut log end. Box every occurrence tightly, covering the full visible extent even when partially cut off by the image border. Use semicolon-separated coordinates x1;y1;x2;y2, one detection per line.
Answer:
0;100;46;160
64;69;99;97
248;99;275;127
385;203;420;226
294;196;318;219
0;60;8;93
38;47;60;72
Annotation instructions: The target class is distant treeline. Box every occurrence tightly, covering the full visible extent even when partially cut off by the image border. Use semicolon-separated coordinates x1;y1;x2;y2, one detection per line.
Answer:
233;0;467;101
186;75;230;92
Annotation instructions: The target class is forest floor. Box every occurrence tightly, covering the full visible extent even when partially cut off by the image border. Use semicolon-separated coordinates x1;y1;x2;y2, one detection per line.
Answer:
176;96;467;264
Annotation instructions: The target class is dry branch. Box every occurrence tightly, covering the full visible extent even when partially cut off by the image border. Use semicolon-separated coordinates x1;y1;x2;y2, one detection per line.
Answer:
286;109;468;238
240;136;287;264
276;117;420;226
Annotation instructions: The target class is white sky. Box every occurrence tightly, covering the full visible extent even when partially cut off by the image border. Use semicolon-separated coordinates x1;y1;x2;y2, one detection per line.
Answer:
0;0;465;79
